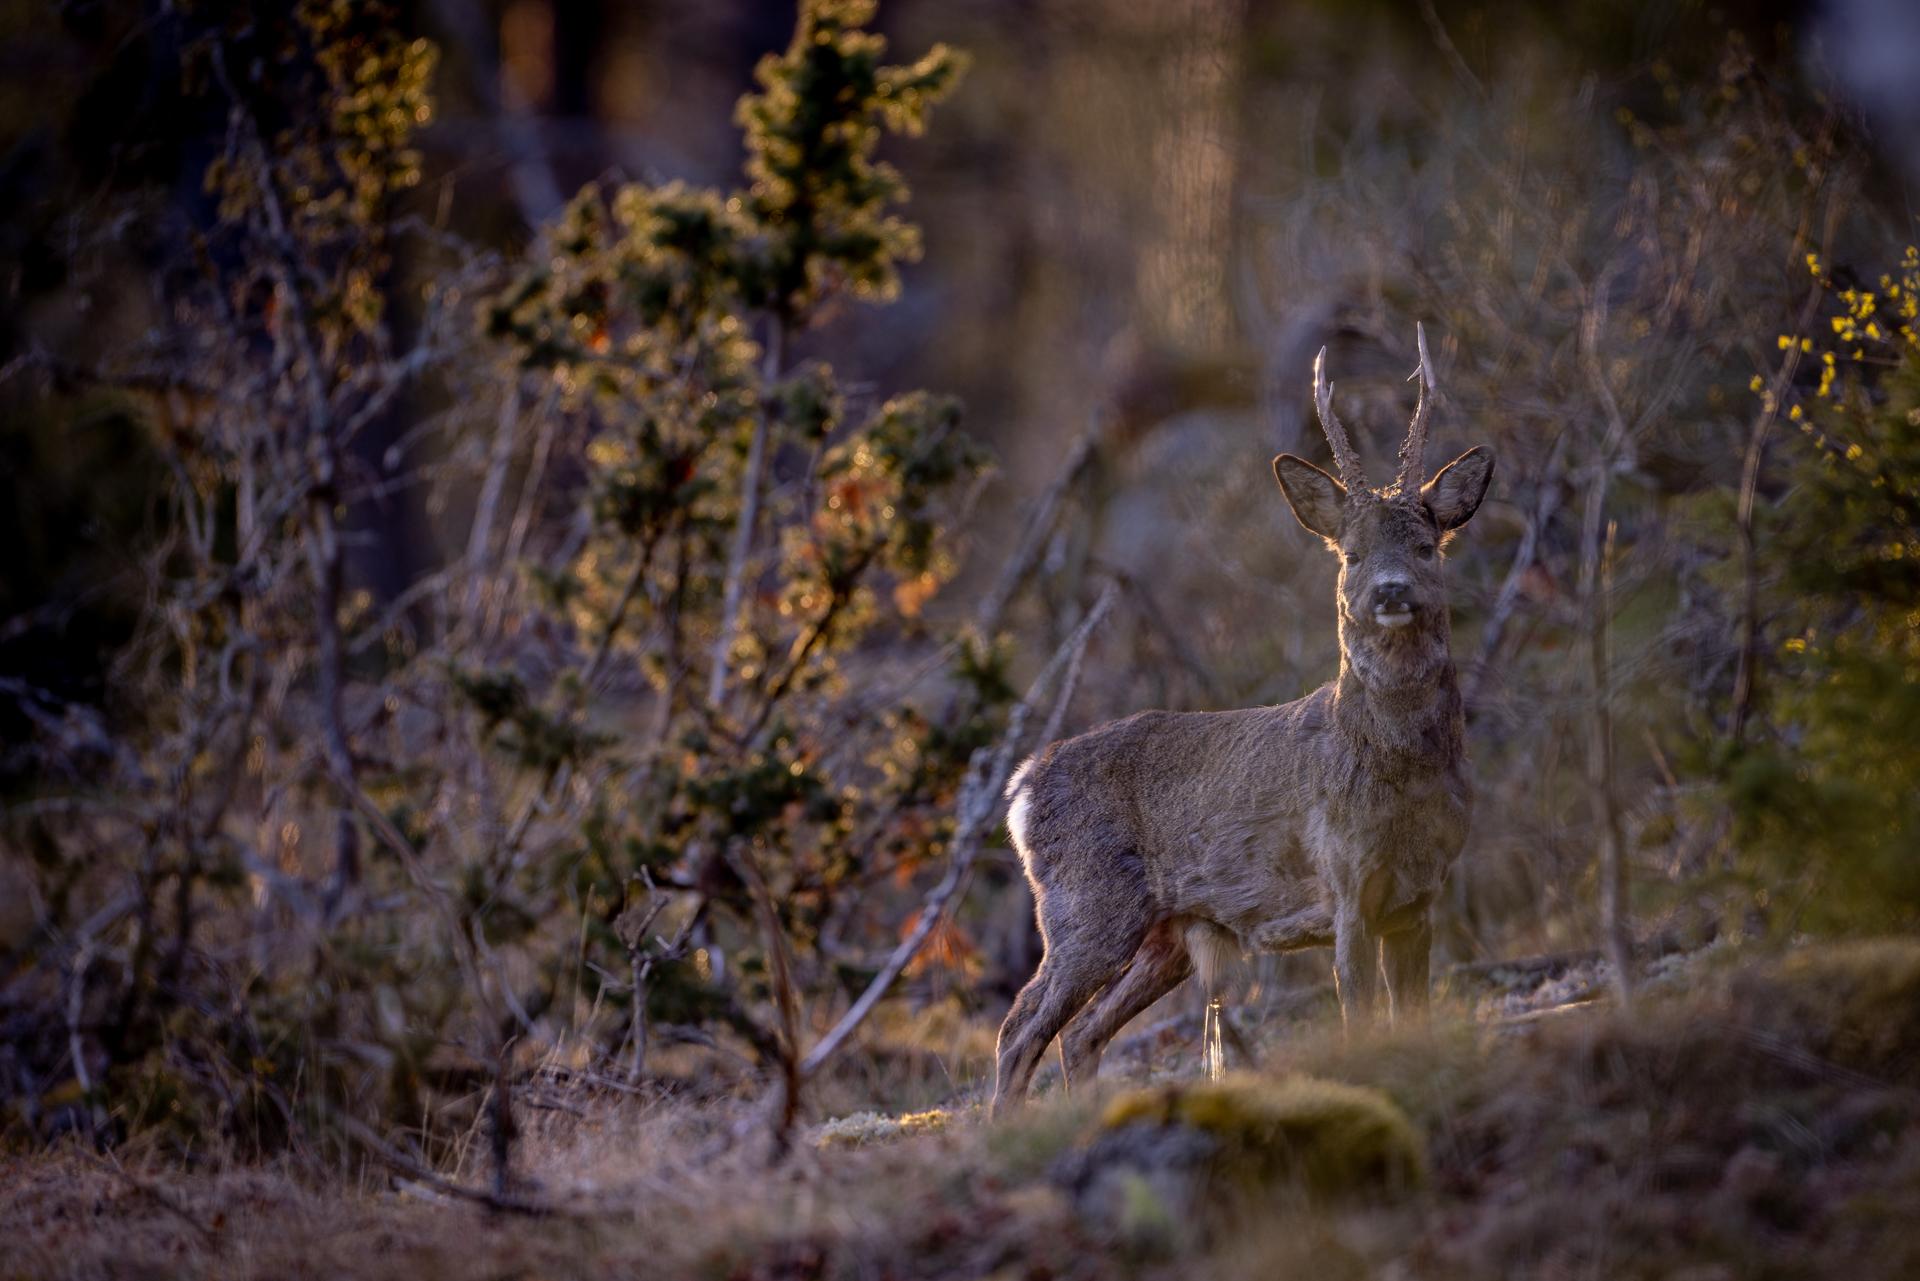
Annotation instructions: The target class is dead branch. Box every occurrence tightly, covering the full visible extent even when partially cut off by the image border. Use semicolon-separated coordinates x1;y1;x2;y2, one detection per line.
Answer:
332;1110;574;1218
1731;181;1846;744
72;1149;221;1247
971;421;1101;641
1576;292;1633;1008
1463;427;1567;718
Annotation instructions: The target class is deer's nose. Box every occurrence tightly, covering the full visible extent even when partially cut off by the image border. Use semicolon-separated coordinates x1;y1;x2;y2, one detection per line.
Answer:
1372;581;1414;612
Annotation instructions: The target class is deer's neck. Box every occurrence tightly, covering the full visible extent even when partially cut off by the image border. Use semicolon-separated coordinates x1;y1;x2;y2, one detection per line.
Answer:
1332;625;1463;769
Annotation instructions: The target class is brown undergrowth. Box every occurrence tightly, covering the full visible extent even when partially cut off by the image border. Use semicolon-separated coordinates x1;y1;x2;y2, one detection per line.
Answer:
5;940;1919;1280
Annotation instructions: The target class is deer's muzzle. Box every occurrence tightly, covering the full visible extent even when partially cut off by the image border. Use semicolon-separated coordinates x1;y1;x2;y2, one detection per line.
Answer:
1371;581;1416;629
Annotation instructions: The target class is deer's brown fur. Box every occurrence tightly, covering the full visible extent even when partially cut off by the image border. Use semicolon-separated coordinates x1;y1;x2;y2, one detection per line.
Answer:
991;328;1494;1113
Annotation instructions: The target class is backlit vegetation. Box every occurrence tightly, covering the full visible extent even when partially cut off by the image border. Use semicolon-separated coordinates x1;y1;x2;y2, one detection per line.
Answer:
3;1;1920;1276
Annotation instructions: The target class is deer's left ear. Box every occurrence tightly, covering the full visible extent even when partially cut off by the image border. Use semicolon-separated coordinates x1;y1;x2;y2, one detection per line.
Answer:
1421;446;1495;531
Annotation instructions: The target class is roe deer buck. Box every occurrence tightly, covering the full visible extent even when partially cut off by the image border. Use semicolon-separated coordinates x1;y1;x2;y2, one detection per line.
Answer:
990;325;1494;1113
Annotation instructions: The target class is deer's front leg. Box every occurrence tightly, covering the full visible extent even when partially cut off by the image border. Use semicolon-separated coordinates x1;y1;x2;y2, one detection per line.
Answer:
1331;903;1382;1030
1381;913;1431;1028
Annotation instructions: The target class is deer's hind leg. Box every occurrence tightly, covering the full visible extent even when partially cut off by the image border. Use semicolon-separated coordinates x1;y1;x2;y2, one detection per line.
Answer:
1058;919;1191;1088
991;867;1153;1116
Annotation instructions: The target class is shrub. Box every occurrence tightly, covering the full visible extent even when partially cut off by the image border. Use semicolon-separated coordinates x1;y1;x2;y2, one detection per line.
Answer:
0;0;991;1162
1725;248;1920;934
1730;938;1920;1079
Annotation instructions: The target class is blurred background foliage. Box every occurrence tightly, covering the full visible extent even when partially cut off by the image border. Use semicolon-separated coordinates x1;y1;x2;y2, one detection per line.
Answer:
2;0;1919;1159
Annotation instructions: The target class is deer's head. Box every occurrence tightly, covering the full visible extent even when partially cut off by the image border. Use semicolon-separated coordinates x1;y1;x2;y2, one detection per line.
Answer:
1272;325;1494;666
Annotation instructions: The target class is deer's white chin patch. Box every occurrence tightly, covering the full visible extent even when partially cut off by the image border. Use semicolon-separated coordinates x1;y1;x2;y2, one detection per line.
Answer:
1373;606;1414;629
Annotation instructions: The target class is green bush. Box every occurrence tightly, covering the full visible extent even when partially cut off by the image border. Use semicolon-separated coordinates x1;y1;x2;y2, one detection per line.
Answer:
1726;249;1920;934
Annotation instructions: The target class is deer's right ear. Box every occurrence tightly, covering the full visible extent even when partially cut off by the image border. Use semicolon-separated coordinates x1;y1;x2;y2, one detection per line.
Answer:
1273;454;1347;542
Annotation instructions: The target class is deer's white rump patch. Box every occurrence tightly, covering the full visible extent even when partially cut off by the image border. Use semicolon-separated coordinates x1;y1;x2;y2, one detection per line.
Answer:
1005;757;1036;862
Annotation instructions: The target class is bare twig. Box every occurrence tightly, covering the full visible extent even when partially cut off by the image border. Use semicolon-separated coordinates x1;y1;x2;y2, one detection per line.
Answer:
1464;428;1568;717
1576;292;1633;1009
1730;182;1844;744
709;320;786;710
488;1043;517;1199
734;841;804;1158
73;1150;221;1246
465;384;522;621
489;393;563;637
1416;0;1487;99
611;870;704;1085
613;874;670;1083
971;421;1101;640
212;46;364;905
332;1110;571;1218
66;938;95;1104
1587;518;1632;1008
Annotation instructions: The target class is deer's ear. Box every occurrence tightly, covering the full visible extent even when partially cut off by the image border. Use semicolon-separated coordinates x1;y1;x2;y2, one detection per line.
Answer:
1421;446;1495;532
1273;454;1347;542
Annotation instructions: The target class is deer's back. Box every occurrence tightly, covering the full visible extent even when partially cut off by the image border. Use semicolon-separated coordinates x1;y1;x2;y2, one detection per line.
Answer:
1007;696;1329;901
1006;684;1470;937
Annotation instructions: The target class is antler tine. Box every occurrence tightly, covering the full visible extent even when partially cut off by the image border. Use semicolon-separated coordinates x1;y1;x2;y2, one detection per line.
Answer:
1312;346;1366;490
1396;322;1435;493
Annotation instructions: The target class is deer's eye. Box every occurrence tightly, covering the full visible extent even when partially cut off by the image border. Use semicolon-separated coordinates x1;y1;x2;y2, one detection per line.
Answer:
1415;543;1436;560
1342;550;1360;566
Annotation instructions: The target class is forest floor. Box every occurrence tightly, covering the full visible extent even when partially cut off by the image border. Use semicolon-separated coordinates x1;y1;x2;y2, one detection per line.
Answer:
6;938;1920;1281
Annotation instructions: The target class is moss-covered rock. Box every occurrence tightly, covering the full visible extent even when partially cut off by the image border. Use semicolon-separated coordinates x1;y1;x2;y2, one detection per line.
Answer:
1096;1074;1427;1198
1053;1074;1426;1248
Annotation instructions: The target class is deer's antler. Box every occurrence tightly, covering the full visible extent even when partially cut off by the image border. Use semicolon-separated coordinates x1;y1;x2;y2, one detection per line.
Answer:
1312;346;1367;491
1396;322;1435;494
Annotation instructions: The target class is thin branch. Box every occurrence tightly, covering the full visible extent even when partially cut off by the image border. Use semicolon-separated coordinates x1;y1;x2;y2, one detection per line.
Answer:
1464;427;1568;717
709;320;786;711
72;1150;221;1246
1731;182;1845;743
489;390;562;638
1575;295;1632;1008
212;45;364;904
1416;0;1487;99
971;420;1101;640
734;840;803;1157
331;1109;571;1218
465;384;522;622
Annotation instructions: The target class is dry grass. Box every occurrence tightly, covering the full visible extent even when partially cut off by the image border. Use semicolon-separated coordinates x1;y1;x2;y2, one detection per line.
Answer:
6;941;1920;1280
